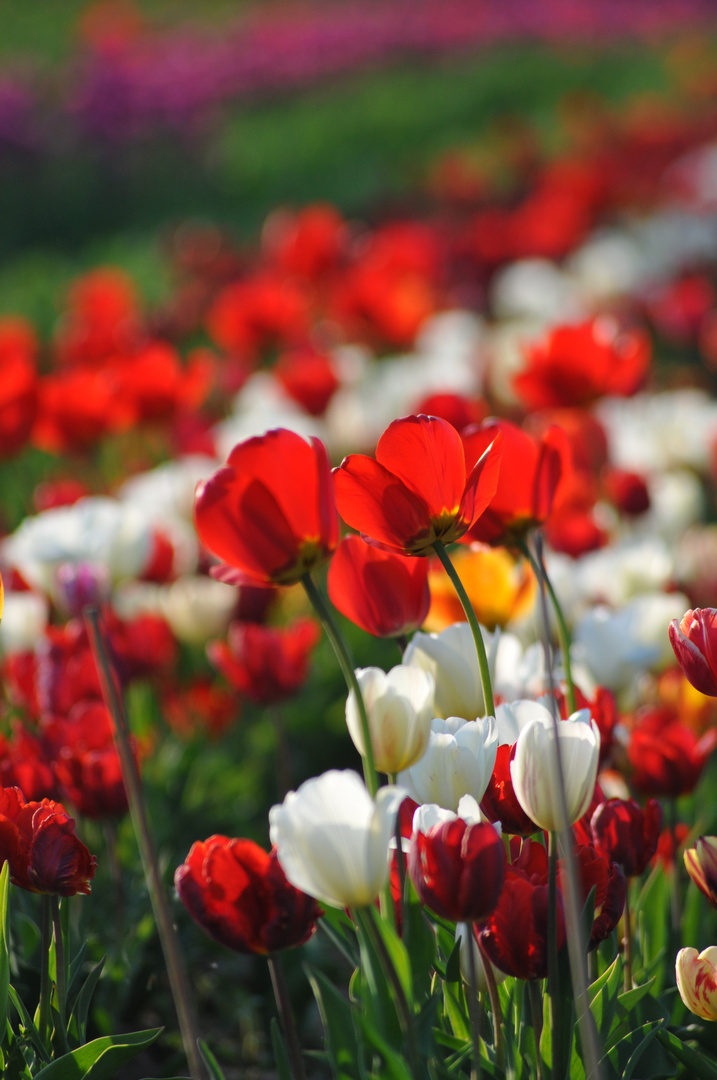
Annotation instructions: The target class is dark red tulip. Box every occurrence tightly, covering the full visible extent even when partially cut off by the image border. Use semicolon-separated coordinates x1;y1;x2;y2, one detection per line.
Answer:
334;414;503;556
479;838;565;980
327;535;430;638
669;608;717;697
461;418;568;547
627;707;717;797
175;836;320;955
480;744;539;837
41;701;129;821
409;816;505;923
0;786;96;896
590;798;663;877
562;843;626;950
195;428;339;585
207;617;319;705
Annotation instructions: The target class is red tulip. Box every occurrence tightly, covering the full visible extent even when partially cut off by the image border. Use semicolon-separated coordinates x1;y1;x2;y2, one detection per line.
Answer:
461;418;568;546
590;798;662;877
479;838;565;980
669;608;717;697
0;786;96;895
562;843;625;950
409;813;505;923
42;701;129;820
515;319;650;410
207;617;320;705
627;707;717;798
327;535;430;638
334;414;502;556
175;836;320;955
195;429;339;585
480;744;539;837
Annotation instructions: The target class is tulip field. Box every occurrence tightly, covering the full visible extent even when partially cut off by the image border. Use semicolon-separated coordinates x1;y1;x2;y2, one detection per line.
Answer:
9;3;717;1079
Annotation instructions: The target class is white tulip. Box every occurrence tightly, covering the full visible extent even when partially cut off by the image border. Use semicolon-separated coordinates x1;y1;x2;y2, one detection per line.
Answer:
403;622;500;721
398;716;498;812
269;770;405;909
346;666;435;775
510;710;600;832
0;591;48;654
160;575;236;646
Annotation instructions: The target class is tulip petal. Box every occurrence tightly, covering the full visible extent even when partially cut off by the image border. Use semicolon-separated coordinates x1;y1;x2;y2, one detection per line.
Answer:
334;454;432;553
375;415;467;519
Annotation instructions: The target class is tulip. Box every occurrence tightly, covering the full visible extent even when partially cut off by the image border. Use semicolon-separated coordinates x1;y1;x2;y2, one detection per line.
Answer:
510;710;600;832
561;843;626;950
480;744;539;837
194;428;339;586
684;837;717;908
327;535;430;638
208;617;320;705
669;608;717;697
460;419;568;547
676;947;717;1021
269;770;404;908
0;786;96;896
455;923;508;993
399;716;498;812
346;666;435;775
175;837;321;955
627;707;717;798
590;798;663;877
403;621;499;721
333;413;502;556
409;801;505;922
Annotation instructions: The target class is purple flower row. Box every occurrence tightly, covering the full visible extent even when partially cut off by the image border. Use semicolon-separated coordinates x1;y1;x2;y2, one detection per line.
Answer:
2;0;717;152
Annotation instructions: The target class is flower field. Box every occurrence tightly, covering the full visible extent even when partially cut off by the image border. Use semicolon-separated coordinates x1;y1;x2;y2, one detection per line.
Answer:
6;3;717;1078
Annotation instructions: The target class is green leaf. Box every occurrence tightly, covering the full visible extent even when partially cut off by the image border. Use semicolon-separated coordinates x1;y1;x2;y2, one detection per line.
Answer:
8;984;49;1063
444;939;462;985
656;1028;717;1080
32;1027;162;1080
617;977;656;1015
402;893;436;1005
370;909;413;1012
0;862;10;1044
270;1018;293;1080
66;942;89;1008
635;869;670;992
198;1039;227;1080
357;1012;414;1080
588;955;622;1042
307;966;363;1080
68;957;106;1045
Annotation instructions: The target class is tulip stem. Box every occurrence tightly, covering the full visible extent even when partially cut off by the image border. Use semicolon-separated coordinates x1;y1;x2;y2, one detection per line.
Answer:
356;906;423;1079
38;894;52;1049
51;897;68;1039
301;573;378;796
85;607;206;1080
547;831;560;1080
432;541;494;716
476;933;505;1069
520;538;576;714
268;953;307;1080
393;812;406;937
528;981;545;1080
623;886;633;993
533;536;603;1080
463;923;482;1080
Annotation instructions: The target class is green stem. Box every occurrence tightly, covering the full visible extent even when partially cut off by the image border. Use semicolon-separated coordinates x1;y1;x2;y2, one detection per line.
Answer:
51;897;68;1039
356;906;423;1079
547;831;560;1080
476;934;505;1070
623;886;633;994
464;923;482;1080
85;608;206;1080
528;981;545;1080
432;540;494;716
520;538;576;714
302;573;378;796
268;953;307;1080
37;894;51;1049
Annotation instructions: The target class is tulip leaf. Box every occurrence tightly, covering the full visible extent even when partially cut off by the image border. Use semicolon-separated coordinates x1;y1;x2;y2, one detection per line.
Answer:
616;976;656;1016
356;1012;415;1080
8;984;50;1063
198;1038;227;1080
635;867;670;992
402;893;435;1005
588;955;622;1041
66;942;89;1007
32;1026;162;1080
0;862;9;1045
370;909;414;1013
69;956;106;1046
306;966;363;1080
270;1018;294;1080
656;1028;717;1080
444;938;462;985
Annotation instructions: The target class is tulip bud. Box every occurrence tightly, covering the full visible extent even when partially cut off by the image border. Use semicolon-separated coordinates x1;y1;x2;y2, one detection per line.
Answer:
669;608;717;696
676;946;717;1020
399;716;498;812
346;666;435;775
684;837;717;908
510;710;600;832
269;770;405;909
590;798;662;877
